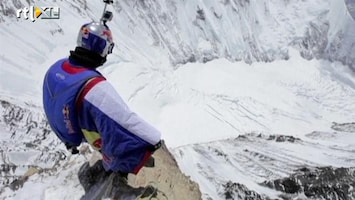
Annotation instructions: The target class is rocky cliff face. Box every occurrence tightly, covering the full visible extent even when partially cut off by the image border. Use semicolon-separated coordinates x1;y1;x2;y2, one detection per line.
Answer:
128;142;202;200
1;0;354;70
263;167;355;200
174;131;355;199
112;0;355;69
1;1;355;199
77;143;202;200
0;98;202;199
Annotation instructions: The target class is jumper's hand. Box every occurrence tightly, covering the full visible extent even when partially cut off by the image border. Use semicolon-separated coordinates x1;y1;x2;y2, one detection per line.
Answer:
148;140;162;152
65;143;79;154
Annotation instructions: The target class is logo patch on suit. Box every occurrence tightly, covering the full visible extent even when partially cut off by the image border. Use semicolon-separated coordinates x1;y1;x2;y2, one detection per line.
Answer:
63;105;75;134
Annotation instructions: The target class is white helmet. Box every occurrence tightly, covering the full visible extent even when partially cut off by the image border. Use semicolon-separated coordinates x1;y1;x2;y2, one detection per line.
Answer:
77;22;114;57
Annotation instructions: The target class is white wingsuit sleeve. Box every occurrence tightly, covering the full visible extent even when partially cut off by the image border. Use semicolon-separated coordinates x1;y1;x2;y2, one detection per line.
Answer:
84;80;161;145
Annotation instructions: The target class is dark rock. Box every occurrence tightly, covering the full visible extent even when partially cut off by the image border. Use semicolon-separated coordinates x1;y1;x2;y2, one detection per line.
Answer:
267;135;300;143
262;167;355;200
222;181;269;200
78;160;152;200
78;160;112;193
331;122;355;133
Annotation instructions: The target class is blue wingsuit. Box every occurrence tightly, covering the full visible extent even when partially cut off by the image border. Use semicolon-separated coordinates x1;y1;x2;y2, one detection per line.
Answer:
43;58;161;174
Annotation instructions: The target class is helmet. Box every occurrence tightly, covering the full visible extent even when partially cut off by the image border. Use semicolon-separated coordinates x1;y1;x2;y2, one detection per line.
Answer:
77;22;114;57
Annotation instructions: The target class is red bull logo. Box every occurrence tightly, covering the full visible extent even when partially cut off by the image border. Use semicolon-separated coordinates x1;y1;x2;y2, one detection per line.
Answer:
62;105;70;119
93;138;103;149
62;105;75;134
82;27;90;39
82;27;90;34
102;30;113;42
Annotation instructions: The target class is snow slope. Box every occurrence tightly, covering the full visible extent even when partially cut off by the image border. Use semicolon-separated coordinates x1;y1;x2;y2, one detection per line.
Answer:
346;0;355;19
0;0;355;199
107;50;355;147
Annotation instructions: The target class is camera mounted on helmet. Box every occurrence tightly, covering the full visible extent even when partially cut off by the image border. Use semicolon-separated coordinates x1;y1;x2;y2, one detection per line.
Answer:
101;11;113;24
75;0;115;59
101;0;114;25
103;0;113;4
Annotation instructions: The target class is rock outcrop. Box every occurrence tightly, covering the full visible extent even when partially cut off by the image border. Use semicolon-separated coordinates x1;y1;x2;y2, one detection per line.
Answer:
78;142;202;200
129;142;202;200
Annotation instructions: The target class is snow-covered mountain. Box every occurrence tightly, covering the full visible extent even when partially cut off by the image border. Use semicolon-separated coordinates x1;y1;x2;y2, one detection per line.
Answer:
346;0;355;19
0;0;355;199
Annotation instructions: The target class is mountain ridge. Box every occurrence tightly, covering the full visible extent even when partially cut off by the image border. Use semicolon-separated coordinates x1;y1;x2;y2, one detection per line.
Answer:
1;0;355;199
1;0;354;68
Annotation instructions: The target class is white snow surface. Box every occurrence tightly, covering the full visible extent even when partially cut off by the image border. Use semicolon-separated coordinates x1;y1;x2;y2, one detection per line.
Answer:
0;0;355;199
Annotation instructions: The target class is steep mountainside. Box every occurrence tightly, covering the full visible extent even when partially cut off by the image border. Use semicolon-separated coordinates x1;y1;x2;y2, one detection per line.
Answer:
1;0;354;68
0;97;202;199
0;0;355;200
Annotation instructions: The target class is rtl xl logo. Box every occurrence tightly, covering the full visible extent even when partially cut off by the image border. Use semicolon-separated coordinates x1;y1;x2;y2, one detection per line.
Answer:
16;6;60;22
